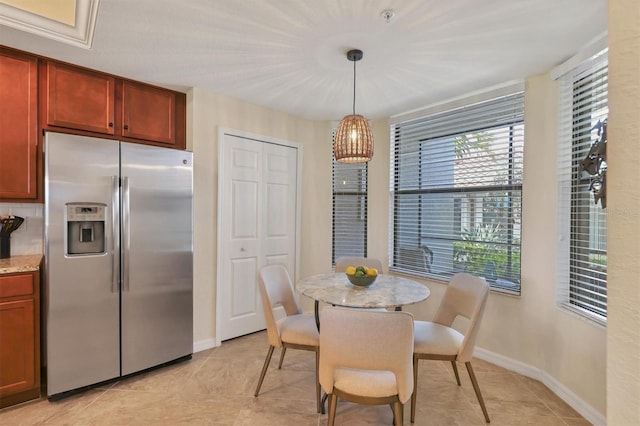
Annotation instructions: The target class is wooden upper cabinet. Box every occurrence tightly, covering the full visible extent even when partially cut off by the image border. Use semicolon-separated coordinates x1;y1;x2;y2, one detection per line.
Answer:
45;61;116;135
41;59;186;149
0;49;38;201
122;81;176;145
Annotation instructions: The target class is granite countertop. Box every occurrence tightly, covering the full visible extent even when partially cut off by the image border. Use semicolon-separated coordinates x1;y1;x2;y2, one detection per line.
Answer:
0;254;42;274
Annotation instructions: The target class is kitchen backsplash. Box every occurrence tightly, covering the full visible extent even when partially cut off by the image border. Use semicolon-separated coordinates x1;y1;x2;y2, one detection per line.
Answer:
0;203;44;255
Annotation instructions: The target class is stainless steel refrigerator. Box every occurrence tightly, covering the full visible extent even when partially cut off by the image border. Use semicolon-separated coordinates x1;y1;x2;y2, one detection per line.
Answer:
44;132;193;397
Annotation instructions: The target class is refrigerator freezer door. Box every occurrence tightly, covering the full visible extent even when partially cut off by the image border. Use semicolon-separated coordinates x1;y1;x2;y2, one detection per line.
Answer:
120;142;193;375
44;133;120;396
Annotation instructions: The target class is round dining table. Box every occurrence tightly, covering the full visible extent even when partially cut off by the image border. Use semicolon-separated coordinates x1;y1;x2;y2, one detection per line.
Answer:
297;272;430;330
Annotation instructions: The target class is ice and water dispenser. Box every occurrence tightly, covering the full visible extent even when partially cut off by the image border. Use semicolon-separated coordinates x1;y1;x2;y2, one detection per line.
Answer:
66;203;106;255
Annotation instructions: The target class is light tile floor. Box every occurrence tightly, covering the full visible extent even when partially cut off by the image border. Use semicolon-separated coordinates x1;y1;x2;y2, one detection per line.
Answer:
1;331;590;425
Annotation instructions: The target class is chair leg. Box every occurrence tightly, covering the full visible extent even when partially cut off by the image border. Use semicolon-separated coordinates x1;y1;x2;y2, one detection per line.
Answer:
392;401;403;426
278;347;287;369
465;362;490;423
411;355;418;423
254;345;275;397
327;393;338;426
315;349;323;414
451;360;461;385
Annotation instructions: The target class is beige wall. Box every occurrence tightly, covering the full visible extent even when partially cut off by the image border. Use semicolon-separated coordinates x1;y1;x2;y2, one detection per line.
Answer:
187;88;332;345
365;74;607;418
608;0;640;424
188;63;615;419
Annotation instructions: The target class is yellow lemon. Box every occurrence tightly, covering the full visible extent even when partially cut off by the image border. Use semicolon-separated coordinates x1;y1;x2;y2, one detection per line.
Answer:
345;266;356;275
366;268;378;276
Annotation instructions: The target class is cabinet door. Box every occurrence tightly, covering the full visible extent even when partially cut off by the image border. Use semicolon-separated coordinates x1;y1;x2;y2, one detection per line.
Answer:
46;61;116;135
0;49;38;200
122;81;176;145
0;298;35;397
0;271;39;406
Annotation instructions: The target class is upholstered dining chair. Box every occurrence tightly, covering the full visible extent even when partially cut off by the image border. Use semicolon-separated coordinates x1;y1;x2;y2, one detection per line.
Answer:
411;272;490;423
254;264;322;413
319;306;414;426
335;257;384;274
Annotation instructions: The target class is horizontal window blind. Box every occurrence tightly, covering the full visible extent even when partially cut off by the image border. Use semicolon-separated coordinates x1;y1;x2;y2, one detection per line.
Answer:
557;51;608;322
391;93;524;293
332;149;367;264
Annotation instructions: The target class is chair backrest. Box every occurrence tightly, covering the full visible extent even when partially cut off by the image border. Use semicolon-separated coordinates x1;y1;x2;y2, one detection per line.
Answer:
433;273;489;363
335;257;384;274
319;306;414;403
395;247;432;273
258;264;302;348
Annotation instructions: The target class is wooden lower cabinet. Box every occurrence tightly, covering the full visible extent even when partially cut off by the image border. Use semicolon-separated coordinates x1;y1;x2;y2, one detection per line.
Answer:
0;271;40;408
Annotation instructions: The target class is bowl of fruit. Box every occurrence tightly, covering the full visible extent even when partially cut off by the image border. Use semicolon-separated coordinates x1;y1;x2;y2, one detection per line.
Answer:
345;265;379;287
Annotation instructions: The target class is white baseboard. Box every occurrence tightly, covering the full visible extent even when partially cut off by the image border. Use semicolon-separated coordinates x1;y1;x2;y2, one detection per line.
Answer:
193;338;218;353
474;347;605;426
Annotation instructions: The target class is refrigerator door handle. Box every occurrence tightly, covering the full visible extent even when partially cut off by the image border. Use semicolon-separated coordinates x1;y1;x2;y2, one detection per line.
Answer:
111;176;119;293
122;176;131;292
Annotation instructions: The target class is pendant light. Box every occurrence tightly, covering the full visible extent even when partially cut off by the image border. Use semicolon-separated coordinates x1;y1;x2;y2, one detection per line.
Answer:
334;49;374;163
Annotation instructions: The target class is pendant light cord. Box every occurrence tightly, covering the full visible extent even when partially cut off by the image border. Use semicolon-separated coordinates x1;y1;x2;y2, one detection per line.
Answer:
352;59;357;115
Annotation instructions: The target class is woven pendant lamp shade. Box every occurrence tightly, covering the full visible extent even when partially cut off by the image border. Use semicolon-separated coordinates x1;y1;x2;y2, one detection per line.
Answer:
334;114;374;163
333;48;374;163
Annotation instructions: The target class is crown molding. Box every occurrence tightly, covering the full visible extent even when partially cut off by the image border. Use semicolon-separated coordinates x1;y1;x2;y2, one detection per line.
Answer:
0;0;100;49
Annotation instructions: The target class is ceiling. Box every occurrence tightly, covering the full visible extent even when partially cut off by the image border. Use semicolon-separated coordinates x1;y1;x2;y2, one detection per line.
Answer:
0;0;607;121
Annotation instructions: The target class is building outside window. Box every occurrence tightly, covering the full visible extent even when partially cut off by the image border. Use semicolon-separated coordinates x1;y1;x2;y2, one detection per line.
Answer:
557;50;608;323
390;92;524;294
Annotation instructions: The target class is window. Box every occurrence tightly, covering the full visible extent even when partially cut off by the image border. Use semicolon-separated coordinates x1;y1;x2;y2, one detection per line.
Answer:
557;51;608;323
332;146;368;264
390;92;524;294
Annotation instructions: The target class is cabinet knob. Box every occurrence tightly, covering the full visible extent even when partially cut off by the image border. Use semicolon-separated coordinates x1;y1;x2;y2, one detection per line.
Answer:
124;125;129;130
108;122;113;127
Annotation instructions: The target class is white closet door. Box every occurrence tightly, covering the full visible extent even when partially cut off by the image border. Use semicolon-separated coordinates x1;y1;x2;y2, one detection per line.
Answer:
218;133;298;341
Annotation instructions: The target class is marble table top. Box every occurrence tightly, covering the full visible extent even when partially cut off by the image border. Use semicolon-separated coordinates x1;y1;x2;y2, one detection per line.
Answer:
297;272;430;309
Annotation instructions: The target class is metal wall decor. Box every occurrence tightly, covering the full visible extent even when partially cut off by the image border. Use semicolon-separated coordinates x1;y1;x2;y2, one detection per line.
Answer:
580;119;607;208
